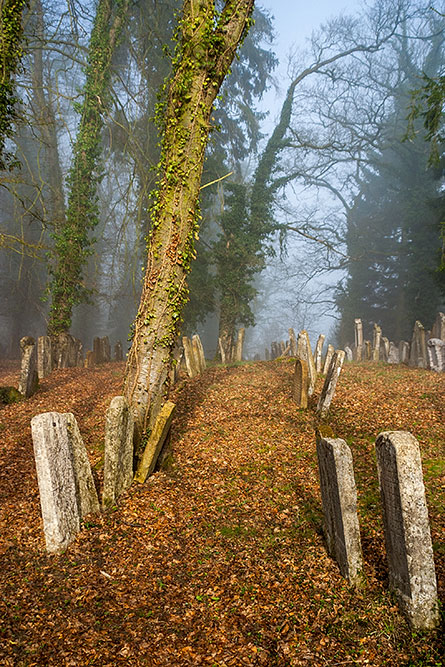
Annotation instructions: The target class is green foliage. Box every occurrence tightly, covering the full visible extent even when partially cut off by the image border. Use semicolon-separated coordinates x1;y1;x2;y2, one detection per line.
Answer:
0;0;27;171
47;0;129;335
408;73;445;166
0;386;23;404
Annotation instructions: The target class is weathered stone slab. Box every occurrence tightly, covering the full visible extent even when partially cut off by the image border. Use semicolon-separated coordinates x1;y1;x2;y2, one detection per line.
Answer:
234;328;245;362
134;401;176;483
322;344;334;374
381;336;390;362
103;396;134;508
293;358;308;408
31;412;80;553
314;334;325;372
93;337;102;364
18;337;38;398
316;437;362;584
37;336;52;379
364;340;371;361
183;336;199;377
288;328;297;356
114;341;123;362
344;346;353;362
101;336;111;363
431;311;445;341
375;431;439;629
317;350;345;417
372;324;382;361
427;338;445;373
297;330;317;396
192;334;206;373
399;341;410;365
354;318;363;361
388;342;400;364
85;350;94;368
65;413;100;516
218;337;227;364
410;321;427;368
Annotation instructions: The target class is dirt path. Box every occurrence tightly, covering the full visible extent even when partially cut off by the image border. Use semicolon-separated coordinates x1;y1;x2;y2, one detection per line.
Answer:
0;360;443;665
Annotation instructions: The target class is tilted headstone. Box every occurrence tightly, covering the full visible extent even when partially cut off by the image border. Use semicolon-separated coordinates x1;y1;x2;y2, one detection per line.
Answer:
103;396;134;508
288;328;297;356
234;328;245;362
314;334;325;373
322;344;335;374
18;336;38;398
431;311;445;341
37;335;52;379
399;341;410;365
93;337;102;364
114;341;123;362
387;342;400;364
316;437;362;585
293;358;308;408
192;334;206;372
297;330;317;396
100;336;111;363
381;336;390;362
427;338;445;373
375;431;439;629
354;318;363;361
344;346;353;362
183;336;199;378
31;412;99;553
410;321;427;368
134;401;176;483
316;350;345;417
372;324;382;361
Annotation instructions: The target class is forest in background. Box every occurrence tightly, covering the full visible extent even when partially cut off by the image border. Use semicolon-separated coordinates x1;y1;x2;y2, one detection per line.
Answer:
0;0;444;360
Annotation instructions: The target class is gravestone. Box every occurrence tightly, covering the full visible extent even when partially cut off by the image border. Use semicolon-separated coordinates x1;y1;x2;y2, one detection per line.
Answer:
314;334;325;372
410;321;427;368
100;336;111;363
74;339;83;367
192;334;206;372
381;336;390;362
85;350;94;369
387;342;400;364
31;412;99;553
297;330;317;396
322;344;335;375
431;311;445;341
114;341;123;362
183;336;199;377
37;336;52;379
364;340;372;361
372;324;382;361
218;337;227;364
293;358;308;408
134;401;176;483
271;342;279;359
354;318;363;361
93;337;102;364
18;337;38;398
234;328;245;362
399;341;410;365
288;328;297;356
344;346;353;362
316;437;362;585
56;333;73;368
427;338;445;373
316;350;345;417
103;396;134;508
375;431;439;629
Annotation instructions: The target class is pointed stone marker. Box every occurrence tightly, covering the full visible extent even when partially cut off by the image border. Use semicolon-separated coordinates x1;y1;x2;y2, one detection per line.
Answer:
375;431;439;629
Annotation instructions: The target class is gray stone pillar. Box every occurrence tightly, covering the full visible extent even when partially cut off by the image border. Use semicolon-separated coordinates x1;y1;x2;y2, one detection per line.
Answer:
375;431;439;629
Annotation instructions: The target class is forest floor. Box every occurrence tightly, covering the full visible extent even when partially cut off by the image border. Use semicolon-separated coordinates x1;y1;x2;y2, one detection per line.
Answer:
0;358;443;666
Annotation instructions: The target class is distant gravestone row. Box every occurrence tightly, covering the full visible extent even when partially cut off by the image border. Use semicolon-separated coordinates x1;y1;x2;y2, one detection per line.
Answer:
344;313;445;372
316;431;439;630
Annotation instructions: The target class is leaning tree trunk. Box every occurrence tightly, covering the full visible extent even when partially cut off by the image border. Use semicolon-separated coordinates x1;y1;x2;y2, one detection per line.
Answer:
124;0;254;449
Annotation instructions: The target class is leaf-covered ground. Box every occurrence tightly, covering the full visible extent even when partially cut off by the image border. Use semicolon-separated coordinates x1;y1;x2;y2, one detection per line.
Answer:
0;359;443;666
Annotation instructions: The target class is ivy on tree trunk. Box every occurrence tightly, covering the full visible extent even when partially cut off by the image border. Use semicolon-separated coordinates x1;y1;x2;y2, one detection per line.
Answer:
124;0;255;449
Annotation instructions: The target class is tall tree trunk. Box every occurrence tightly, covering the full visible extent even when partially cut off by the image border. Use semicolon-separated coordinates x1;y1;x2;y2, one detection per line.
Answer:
47;0;130;335
124;0;254;448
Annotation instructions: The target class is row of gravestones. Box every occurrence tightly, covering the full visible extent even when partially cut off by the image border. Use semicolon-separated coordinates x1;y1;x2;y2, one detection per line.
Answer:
31;395;175;554
17;335;124;400
316;431;439;630
344;313;445;372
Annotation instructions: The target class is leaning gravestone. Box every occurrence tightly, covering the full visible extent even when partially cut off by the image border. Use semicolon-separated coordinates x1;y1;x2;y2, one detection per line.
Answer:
293;358;308;408
316;436;362;585
37;336;52;379
103;396;134;508
314;334;325;373
18;336;39;398
375;431;439;629
427;338;445;373
317;350;345;418
297;330;317;396
322;344;335;374
31;412;99;553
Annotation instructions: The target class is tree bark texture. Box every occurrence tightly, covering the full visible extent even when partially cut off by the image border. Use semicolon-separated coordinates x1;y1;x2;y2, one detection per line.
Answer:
124;0;254;448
